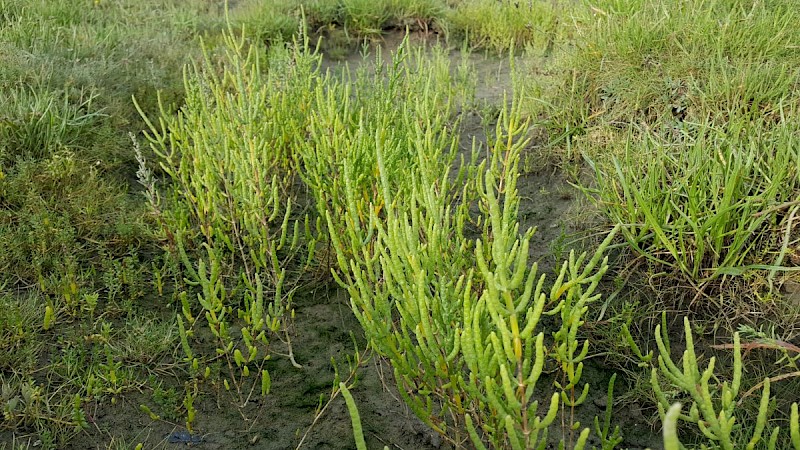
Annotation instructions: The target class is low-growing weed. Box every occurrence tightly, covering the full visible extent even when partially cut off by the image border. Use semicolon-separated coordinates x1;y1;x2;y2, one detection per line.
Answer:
448;0;561;53
0;294;44;373
0;87;101;163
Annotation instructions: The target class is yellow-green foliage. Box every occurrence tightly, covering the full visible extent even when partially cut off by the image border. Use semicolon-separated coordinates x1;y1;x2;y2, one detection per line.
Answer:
295;38;473;269
140;32;319;399
313;76;617;446
653;317;800;450
448;0;559;53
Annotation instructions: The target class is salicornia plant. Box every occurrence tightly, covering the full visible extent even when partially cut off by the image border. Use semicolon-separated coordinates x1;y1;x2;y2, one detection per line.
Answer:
137;30;318;407
460;105;619;449
652;316;800;450
295;36;473;274
314;65;620;445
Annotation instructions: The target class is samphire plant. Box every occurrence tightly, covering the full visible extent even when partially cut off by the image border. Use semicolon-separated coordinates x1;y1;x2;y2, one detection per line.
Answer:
306;58;622;445
294;34;475;276
654;316;800;450
137;30;318;412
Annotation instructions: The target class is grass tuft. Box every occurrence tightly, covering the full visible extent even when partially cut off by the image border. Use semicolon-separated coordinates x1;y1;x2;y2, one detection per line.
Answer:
447;0;560;53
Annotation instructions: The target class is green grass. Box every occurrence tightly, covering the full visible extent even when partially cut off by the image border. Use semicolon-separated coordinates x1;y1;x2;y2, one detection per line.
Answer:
553;0;800;132
588;119;800;290
0;0;229;297
529;0;800;298
447;0;561;53
234;0;562;52
531;0;800;166
0;294;44;374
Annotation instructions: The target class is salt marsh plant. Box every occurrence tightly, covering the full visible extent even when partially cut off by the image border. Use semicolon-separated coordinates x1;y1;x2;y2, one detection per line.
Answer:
652;317;800;449
447;0;560;53
587;120;800;291
336;0;445;35
269;23;623;448
139;31;318;404
309;67;619;446
295;36;474;273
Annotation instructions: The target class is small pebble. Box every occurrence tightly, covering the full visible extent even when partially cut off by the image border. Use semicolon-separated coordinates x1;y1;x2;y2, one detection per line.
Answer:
593;395;608;408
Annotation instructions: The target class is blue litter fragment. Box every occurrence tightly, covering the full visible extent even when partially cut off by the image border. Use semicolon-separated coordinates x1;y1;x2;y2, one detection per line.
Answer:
166;431;204;444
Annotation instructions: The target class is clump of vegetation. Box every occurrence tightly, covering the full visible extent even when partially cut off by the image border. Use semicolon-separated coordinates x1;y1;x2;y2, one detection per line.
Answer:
549;0;800;134
234;0;446;45
532;0;800;298
138;30;322;418
0;294;44;373
295;40;473;268
324;96;621;447
654;317;800;450
447;0;560;53
588;119;800;294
